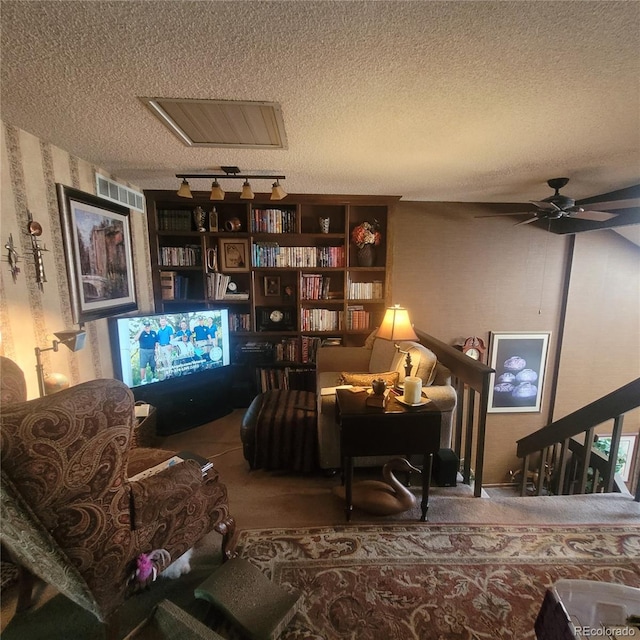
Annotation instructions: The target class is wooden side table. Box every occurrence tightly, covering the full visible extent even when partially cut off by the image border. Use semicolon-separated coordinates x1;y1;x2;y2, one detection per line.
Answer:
336;388;442;522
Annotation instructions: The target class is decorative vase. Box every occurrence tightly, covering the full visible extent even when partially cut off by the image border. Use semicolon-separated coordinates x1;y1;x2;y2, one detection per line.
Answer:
357;244;376;267
193;206;206;232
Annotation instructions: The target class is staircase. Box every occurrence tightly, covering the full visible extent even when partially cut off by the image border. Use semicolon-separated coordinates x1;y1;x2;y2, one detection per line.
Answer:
516;377;640;501
415;330;640;501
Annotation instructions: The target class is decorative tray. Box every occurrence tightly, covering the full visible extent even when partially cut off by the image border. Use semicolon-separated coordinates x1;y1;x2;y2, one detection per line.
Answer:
395;395;429;407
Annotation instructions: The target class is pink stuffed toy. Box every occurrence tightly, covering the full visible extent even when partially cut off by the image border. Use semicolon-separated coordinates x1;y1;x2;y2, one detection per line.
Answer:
131;548;170;589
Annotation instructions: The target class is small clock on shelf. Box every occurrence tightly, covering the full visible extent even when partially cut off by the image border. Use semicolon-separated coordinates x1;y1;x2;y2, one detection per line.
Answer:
257;307;296;331
461;336;486;361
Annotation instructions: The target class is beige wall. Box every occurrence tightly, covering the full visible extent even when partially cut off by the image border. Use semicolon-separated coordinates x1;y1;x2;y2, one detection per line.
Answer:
0;121;154;398
391;201;640;483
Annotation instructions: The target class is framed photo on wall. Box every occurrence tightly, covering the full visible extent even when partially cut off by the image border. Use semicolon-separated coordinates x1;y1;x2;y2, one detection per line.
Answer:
56;183;137;324
487;331;550;413
218;238;249;272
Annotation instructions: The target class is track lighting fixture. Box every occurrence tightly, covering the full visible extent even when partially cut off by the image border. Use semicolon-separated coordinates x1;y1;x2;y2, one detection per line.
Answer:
175;170;286;201
271;179;287;201
209;180;225;201
177;178;193;198
240;179;254;200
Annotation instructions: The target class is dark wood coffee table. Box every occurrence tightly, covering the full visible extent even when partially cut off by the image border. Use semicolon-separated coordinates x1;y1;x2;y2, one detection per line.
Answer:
335;388;442;522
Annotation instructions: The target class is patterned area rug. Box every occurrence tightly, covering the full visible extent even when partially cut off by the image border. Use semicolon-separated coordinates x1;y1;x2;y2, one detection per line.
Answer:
234;524;640;640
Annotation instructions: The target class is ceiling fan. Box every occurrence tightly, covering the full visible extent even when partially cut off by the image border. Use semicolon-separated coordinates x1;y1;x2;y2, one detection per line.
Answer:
478;178;618;226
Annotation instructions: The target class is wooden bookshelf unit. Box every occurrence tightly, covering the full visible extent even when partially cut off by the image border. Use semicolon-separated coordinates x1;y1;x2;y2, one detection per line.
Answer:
144;191;398;394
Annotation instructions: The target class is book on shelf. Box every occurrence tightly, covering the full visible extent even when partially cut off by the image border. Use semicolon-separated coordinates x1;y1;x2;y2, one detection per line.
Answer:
160;271;177;300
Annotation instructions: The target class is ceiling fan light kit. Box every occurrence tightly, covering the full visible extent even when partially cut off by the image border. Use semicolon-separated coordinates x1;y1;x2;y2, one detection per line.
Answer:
176;169;287;201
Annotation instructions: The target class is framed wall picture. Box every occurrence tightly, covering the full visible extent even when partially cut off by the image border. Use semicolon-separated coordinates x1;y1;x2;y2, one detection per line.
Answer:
594;434;637;482
218;238;249;272
264;275;281;296
56;183;137;324
208;208;218;232
487;331;550;413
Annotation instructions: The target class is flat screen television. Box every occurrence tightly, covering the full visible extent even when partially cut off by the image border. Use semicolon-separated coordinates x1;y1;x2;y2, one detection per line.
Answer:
109;309;234;434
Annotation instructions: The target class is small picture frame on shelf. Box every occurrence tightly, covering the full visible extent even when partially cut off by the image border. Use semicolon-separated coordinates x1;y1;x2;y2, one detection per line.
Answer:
219;238;249;272
264;275;281;297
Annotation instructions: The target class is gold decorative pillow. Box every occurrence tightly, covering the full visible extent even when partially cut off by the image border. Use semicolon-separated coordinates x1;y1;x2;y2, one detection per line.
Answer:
339;371;399;387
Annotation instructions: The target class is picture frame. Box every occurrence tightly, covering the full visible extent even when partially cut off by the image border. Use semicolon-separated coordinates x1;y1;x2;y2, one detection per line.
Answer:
595;434;637;482
487;331;550;413
218;238;249;272
264;275;281;296
56;183;137;324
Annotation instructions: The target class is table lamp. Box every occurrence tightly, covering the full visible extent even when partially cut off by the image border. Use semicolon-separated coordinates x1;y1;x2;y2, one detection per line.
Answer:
34;329;86;397
376;305;418;379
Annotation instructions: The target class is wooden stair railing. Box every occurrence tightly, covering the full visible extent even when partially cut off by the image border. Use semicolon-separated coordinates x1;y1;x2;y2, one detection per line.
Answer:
515;377;640;501
415;330;495;497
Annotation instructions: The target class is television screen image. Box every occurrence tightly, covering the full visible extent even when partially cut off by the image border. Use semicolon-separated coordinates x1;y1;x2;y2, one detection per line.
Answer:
111;309;231;389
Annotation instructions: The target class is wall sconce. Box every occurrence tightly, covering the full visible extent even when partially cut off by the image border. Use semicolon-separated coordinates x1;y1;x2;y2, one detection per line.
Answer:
376;305;418;379
34;329;86;397
176;167;287;201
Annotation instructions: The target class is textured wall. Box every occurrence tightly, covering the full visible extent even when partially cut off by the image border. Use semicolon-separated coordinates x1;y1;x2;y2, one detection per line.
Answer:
0;121;154;398
391;201;640;483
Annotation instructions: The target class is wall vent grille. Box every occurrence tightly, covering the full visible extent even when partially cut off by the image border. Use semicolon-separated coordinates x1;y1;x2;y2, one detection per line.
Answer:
96;175;145;212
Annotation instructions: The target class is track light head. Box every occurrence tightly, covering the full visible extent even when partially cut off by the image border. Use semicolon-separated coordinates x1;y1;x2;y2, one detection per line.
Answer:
271;179;287;200
177;178;193;198
210;180;225;201
240;179;254;200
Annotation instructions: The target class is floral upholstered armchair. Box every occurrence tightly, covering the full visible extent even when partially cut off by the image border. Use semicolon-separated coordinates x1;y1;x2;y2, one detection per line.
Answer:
0;356;236;638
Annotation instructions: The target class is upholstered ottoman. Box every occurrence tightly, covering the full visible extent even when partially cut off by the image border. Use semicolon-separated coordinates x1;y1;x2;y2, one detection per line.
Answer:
240;389;318;473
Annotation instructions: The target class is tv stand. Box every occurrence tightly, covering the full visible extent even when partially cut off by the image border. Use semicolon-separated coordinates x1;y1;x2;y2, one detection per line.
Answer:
132;366;233;435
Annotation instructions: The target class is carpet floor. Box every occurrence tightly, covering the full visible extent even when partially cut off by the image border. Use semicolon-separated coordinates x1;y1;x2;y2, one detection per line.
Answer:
231;524;640;639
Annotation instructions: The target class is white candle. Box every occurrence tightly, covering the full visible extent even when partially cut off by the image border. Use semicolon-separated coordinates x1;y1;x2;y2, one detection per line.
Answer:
403;376;422;404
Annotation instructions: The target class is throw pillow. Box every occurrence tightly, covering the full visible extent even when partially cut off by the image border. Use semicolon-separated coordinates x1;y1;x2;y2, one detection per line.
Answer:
339;371;399;387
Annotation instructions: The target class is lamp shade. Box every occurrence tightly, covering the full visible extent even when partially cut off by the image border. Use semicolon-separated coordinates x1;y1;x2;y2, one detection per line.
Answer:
177;178;193;198
376;306;418;342
240;179;254;200
270;180;287;200
209;180;225;200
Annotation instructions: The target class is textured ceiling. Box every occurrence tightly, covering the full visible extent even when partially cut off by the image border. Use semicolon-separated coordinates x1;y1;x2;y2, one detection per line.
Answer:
1;0;639;204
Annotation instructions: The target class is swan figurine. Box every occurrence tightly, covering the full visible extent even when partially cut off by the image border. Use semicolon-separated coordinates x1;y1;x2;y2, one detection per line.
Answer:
333;457;421;516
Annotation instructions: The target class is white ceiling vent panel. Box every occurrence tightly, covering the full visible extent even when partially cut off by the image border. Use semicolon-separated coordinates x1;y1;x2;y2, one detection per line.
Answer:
96;175;145;212
140;98;288;149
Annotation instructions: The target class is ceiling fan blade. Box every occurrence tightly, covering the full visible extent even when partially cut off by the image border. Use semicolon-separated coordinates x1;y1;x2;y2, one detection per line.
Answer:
515;216;540;226
474;211;531;218
572;210;618;222
576;184;640;210
530;200;562;212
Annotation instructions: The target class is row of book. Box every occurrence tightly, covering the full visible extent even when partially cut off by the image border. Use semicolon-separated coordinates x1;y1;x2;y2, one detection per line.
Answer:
252;243;345;268
300;308;344;332
229;313;251;332
206;272;231;300
250;208;296;233
159;245;202;267
160;272;190;300
157;209;194;231
346;305;371;330
347;280;384;300
300;273;332;300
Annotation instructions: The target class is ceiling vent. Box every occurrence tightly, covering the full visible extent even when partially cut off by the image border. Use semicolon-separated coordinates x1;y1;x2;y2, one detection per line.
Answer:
95;175;145;212
140;98;288;149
